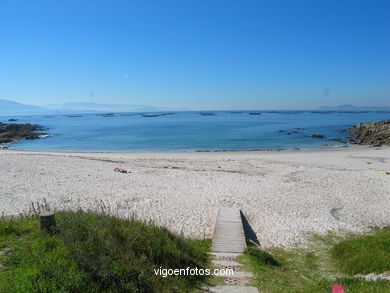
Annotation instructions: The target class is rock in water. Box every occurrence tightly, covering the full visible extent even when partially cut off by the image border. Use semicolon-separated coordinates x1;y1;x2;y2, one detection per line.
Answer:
349;119;390;146
306;134;325;139
0;122;47;144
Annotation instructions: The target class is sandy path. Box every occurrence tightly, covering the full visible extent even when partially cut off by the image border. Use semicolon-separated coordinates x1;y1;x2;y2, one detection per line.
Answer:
1;146;389;247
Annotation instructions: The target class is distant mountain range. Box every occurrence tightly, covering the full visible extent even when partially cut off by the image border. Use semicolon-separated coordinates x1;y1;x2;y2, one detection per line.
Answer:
319;104;390;112
0;99;47;114
45;102;164;112
1;98;390;115
0;99;171;115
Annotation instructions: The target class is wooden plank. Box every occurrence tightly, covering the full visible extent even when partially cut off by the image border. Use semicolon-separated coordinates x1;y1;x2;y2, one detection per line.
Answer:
212;208;247;253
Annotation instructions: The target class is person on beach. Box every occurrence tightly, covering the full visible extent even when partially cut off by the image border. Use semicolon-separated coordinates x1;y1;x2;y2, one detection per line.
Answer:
114;167;131;173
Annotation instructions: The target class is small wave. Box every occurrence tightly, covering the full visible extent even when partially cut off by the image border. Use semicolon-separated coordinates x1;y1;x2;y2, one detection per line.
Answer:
39;134;52;138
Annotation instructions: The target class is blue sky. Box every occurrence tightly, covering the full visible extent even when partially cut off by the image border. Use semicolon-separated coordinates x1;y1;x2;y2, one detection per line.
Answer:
0;0;389;110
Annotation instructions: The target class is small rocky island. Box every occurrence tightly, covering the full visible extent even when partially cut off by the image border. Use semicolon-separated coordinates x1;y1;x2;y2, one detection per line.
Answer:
349;119;390;146
0;122;47;145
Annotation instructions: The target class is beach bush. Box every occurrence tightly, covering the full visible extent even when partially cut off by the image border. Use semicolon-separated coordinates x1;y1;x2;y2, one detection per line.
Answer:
0;211;210;293
242;228;390;293
331;226;390;274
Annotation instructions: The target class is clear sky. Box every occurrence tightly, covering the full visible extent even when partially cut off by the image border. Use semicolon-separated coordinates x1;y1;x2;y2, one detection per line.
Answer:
0;0;389;110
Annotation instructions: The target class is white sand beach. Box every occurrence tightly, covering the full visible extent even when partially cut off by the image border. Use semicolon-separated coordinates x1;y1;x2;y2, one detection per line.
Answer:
1;146;389;248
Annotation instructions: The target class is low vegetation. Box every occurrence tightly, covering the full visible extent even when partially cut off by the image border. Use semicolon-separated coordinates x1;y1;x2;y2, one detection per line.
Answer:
242;227;390;293
1;209;389;293
331;227;390;275
0;211;210;293
245;246;281;267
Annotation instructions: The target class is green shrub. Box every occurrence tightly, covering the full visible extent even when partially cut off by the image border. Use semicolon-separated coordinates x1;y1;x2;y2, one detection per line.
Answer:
0;211;210;293
0;219;85;293
331;227;390;274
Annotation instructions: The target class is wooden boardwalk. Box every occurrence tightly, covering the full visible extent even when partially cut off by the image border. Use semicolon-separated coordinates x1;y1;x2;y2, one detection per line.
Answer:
207;208;259;293
212;207;247;254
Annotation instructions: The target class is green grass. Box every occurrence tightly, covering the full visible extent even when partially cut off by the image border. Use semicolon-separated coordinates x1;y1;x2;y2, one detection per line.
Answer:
242;227;390;293
0;211;210;293
245;246;281;267
1;212;389;293
331;227;390;275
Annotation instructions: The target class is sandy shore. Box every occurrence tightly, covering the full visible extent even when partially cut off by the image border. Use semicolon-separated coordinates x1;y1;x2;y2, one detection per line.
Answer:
1;146;389;248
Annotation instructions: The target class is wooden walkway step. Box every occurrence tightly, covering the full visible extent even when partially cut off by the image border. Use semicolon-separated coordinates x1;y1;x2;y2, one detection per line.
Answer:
207;208;259;293
212;207;247;253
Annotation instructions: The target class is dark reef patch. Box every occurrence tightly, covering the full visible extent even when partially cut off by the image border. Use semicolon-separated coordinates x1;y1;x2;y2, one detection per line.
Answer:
0;122;48;144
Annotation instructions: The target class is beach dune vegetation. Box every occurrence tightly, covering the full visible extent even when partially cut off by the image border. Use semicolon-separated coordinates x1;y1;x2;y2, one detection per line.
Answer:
0;210;210;293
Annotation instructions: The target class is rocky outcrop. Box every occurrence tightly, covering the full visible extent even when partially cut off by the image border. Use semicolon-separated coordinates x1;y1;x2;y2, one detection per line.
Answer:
349;119;390;146
0;123;47;144
306;134;325;139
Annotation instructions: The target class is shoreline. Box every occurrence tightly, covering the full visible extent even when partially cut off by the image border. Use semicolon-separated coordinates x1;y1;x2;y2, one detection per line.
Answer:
4;141;355;154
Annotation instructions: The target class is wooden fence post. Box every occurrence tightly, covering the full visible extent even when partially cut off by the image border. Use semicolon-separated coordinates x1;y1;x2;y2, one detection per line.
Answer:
40;211;57;234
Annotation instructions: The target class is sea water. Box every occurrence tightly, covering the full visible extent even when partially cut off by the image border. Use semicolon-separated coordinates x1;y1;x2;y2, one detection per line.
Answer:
1;111;389;152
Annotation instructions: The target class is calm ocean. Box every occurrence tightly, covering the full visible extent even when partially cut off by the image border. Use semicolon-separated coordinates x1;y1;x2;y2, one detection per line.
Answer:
2;111;389;152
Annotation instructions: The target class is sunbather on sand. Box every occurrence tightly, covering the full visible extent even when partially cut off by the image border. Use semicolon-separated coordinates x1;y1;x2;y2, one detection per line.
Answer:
114;167;131;173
